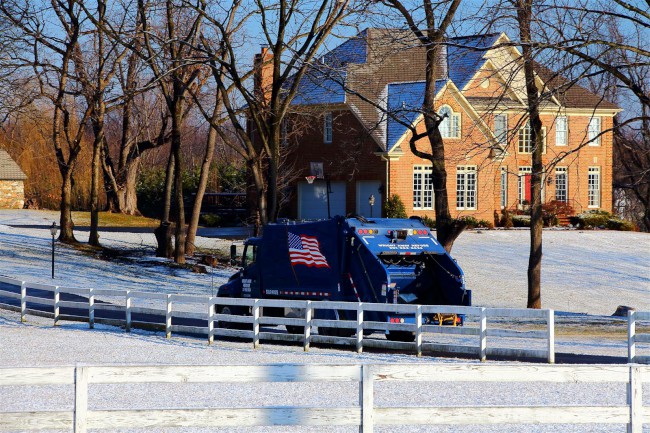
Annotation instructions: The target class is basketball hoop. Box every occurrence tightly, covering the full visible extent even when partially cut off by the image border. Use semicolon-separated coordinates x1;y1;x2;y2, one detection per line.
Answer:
305;176;316;184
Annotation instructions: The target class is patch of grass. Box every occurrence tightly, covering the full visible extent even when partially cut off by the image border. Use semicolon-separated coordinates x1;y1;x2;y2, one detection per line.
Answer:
71;212;159;228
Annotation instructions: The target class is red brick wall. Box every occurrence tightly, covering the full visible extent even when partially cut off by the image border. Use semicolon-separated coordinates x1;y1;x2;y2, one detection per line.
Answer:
282;108;386;218
387;89;614;221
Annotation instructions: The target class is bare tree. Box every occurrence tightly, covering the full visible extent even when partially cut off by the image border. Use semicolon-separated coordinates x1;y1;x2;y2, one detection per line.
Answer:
1;0;97;243
375;0;466;252
197;0;352;227
137;0;206;264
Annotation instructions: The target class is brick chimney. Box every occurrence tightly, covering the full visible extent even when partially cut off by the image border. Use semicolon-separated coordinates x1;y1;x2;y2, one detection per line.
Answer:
435;40;448;80
254;46;274;105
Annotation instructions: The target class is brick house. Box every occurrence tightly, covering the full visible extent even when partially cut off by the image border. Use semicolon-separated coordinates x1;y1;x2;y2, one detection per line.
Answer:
0;149;27;209
263;29;620;221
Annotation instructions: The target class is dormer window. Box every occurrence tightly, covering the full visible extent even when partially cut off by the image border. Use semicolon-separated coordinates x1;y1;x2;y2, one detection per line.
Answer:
323;112;333;144
438;106;460;139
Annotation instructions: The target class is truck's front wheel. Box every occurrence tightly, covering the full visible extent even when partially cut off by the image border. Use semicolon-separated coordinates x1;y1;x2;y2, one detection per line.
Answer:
386;331;415;342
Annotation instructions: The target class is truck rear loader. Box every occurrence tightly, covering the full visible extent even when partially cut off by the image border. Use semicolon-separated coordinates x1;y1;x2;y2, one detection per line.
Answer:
218;216;471;341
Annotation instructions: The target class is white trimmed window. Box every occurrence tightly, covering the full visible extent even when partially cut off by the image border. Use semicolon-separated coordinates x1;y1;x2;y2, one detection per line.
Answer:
588;117;601;146
323;112;333;143
500;166;508;209
494;114;507;145
518;166;532;204
555;167;567;202
555;116;567;146
518;121;546;153
413;165;433;210
439;105;460;139
588;167;601;207
456;165;477;210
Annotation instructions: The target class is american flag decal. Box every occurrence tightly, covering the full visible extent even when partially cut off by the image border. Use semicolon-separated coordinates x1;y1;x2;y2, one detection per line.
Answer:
288;232;330;268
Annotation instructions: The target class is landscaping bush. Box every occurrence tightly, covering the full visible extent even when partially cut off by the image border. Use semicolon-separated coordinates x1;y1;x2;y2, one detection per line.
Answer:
421;215;435;228
500;209;514;228
569;210;612;228
384;194;407;218
542;200;575;227
512;215;531;227
137;167;201;219
605;218;637;231
477;219;494;229
458;215;479;229
199;213;222;227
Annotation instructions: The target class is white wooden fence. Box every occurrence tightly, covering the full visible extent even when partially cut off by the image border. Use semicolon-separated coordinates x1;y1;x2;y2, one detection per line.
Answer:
629;310;650;364
0;276;556;362
0;363;648;433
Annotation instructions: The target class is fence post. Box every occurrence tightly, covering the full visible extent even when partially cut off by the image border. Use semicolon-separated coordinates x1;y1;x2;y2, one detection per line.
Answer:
628;365;642;433
53;286;60;326
547;309;555;364
88;289;94;329
165;294;172;339
480;307;487;362
360;364;373;433
356;303;364;354
253;300;260;349
74;365;88;433
415;305;422;357
628;310;636;363
125;291;131;332
303;301;312;352
20;281;26;322
207;297;214;345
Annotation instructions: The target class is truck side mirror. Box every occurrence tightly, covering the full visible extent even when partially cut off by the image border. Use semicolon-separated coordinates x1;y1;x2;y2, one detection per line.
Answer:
230;244;237;266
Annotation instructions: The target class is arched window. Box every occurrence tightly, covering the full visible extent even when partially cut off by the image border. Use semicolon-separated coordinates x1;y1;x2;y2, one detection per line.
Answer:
438;106;460;138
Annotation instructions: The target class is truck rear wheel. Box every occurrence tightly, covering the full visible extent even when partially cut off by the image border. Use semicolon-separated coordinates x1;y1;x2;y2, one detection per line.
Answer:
318;310;355;337
386;331;416;342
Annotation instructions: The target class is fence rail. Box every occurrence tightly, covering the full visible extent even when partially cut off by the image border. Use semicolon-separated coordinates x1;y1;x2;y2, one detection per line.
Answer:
0;363;648;433
0;276;647;364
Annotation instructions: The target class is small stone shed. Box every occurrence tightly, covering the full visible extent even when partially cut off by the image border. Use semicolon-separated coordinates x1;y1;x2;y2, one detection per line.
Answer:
0;149;27;209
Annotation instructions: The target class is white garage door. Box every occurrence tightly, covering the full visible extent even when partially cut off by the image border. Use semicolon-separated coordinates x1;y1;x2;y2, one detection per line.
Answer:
298;181;346;220
356;181;382;217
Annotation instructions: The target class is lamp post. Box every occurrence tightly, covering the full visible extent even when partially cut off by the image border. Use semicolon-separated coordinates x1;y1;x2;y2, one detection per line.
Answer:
49;222;57;279
369;194;375;218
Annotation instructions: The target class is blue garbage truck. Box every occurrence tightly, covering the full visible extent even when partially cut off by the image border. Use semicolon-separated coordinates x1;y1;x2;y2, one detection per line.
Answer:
218;216;471;341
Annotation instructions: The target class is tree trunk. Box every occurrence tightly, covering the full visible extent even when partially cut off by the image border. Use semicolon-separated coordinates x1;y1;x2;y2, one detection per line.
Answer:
162;152;175;223
185;120;218;255
89;132;102;246
249;157;268;228
89;106;105;247
171;109;186;265
517;0;543;309
123;162;141;215
421;44;465;253
59;169;76;243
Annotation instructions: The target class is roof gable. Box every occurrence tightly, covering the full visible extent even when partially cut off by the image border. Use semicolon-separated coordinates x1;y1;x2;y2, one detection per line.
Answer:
0;150;27;181
386;80;446;151
447;33;501;90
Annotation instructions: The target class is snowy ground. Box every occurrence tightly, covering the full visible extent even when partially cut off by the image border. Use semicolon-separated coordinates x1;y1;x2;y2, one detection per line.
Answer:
0;209;647;315
0;210;649;432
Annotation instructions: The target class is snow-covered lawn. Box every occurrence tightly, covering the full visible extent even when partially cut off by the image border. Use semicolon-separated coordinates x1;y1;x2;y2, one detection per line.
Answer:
0;210;649;432
0;209;647;315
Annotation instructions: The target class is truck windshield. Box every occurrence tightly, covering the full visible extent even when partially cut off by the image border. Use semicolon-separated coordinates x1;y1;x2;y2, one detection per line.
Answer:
242;244;256;267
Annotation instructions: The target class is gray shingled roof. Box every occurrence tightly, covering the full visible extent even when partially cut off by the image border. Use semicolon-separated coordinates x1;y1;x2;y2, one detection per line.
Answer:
0;150;27;180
